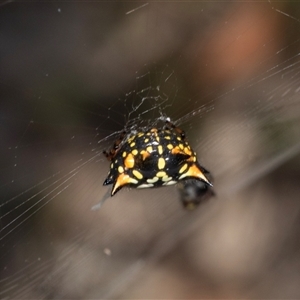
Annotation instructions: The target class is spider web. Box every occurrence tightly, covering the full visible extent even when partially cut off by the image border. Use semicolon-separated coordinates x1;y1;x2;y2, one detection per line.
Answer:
1;1;300;298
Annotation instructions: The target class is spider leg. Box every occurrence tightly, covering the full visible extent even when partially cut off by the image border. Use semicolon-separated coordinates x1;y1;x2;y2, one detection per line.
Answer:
165;120;186;140
103;149;114;161
103;130;127;161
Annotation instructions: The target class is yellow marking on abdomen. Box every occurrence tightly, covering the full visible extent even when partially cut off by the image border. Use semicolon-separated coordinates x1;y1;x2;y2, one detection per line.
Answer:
141;150;150;160
124;153;134;169
179;163;188;174
137;183;154;188
184;147;192;156
163;180;177;186
158;145;163;155
133;169;143;179
147;177;159;183
158;157;165;170
146;146;153;153
156;171;166;177
162;176;172;182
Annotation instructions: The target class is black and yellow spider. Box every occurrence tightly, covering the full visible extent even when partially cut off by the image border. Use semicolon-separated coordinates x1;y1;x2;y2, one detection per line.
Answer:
103;119;213;206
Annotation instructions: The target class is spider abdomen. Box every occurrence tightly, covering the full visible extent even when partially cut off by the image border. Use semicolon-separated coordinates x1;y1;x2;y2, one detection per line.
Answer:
103;125;212;196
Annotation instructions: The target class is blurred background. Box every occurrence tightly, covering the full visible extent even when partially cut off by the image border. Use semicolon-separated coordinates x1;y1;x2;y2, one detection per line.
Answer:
1;1;300;298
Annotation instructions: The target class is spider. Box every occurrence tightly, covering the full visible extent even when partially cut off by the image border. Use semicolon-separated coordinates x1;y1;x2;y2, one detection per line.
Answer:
103;119;213;202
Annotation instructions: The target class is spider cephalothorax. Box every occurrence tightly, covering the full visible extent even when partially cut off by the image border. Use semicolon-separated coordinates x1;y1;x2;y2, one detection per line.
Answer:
103;119;212;197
